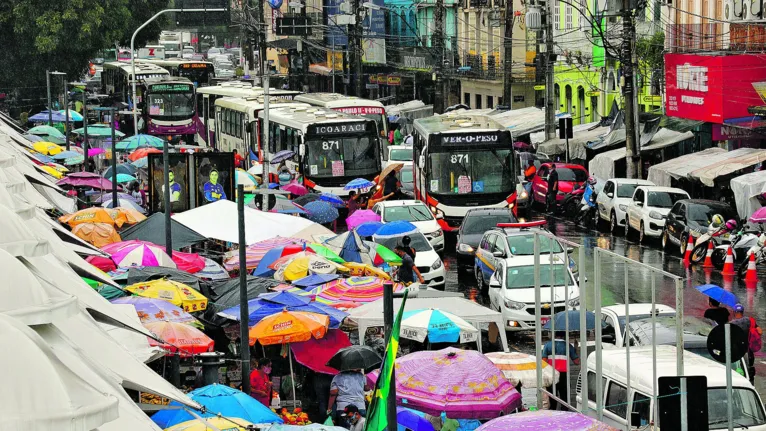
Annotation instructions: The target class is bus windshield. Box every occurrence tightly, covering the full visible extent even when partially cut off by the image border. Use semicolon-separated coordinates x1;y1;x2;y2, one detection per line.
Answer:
147;84;195;120
179;67;211;87
428;149;514;195
304;134;379;178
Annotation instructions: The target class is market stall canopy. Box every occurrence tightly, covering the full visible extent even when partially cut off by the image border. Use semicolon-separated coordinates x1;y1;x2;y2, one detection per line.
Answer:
488;107;546;137
101;304;165;363
689;148;766;187
533;122;605;159
200;276;283;327
647;147;728;187
172;200;317;245
588;148;626;180
731;170;766;219
120;212;207;249
347;296;509;352
638;128;694;152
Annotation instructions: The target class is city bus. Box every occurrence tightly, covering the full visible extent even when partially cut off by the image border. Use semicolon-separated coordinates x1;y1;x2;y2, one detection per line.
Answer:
293;93;388;138
259;106;381;196
101;61;170;106
137;58;215;87
412;112;518;232
214;96;310;156
142;76;197;142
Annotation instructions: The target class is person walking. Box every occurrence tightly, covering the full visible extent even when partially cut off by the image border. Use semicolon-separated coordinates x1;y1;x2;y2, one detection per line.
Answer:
523;160;536;195
704;298;730;326
546;164;559;213
394;245;424;286
327;369;369;425
249;358;273;407
542;334;579;410
731;304;762;384
347;190;360;218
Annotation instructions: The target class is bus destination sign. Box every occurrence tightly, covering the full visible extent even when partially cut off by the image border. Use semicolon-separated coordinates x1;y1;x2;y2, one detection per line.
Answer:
150;83;193;92
308;122;367;135
180;63;209;69
336;106;384;115
440;133;502;145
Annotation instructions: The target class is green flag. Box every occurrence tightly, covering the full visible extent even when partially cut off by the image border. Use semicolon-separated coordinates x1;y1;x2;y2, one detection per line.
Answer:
365;291;408;431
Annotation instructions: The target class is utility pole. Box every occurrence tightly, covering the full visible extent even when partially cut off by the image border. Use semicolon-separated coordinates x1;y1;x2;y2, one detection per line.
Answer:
46;70;53;126
353;0;363;97
257;0;267;77
433;0;445;113
502;5;515;108
301;0;309;92
544;0;556;140
622;3;639;178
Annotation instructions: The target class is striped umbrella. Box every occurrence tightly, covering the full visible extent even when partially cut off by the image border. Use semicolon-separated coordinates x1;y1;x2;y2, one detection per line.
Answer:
310;276;406;304
400;308;479;344
484;352;559;388
222;236;305;271
145;321;214;356
110;243;177;269
197;258;229;280
111;297;200;327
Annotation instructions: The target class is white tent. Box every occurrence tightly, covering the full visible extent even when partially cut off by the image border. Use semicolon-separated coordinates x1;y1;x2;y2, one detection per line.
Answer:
731;170;766;219
647;147;728;187
172;199;319;245
689;148;766;187
347;296;509;352
104;304;165;363
533;122;606;160
588;148;626;180
638;128;694;152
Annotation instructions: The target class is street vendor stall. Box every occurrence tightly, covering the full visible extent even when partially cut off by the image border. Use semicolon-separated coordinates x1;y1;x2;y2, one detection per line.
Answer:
731;170;766;219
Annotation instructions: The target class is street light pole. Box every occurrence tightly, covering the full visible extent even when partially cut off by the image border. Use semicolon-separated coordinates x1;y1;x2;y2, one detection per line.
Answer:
46;70;53;126
111;107;118;206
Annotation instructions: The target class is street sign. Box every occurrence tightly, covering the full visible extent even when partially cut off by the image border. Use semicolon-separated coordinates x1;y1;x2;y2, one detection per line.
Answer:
534;85;545;91
387;76;401;86
366;84;379;90
707;323;747;364
276;16;312;36
559;117;573;139
176;0;230;26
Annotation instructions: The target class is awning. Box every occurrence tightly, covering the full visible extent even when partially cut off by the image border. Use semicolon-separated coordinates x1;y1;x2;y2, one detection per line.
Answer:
731;170;766;219
689;148;766;187
587;128;626;151
639;128;694;152
647;147;728;187
588;148;626;180
534;122;607;159
489;107;547;137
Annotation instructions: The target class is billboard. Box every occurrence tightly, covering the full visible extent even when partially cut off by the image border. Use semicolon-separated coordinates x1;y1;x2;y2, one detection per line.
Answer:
325;0;348;47
665;53;766;123
194;153;235;205
148;153;190;214
362;0;386;64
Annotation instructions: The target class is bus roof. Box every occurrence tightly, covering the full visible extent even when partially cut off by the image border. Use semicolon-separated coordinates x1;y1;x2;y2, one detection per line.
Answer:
103;61;170;77
258;105;371;130
294;92;384;109
414;112;508;135
143;76;193;86
197;83;300;98
215;96;311;118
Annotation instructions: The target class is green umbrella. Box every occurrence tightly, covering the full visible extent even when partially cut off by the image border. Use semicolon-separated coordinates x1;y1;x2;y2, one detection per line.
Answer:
28;125;66;144
116;134;165;151
64;155;84;165
307;243;346;264
110;173;137;184
82;277;100;289
365;241;402;265
72;124;126;138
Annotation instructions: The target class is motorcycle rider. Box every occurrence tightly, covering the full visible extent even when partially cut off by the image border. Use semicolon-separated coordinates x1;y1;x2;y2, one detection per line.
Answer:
576;176;599;226
710;214;725;231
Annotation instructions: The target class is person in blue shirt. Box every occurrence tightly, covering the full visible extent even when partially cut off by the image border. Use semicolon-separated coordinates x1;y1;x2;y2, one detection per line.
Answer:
203;169;227;202
542;334;579;410
581;176;598;208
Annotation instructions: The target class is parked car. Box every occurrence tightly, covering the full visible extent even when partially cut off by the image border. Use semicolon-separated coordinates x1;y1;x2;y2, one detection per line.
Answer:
661;199;739;255
596;178;654;234
455;208;517;272
371;200;444;252
530;163;589;207
373;232;446;289
598;303;676;348
383;145;413;169
516;152;552;214
399;165;414;199
625;186;689;242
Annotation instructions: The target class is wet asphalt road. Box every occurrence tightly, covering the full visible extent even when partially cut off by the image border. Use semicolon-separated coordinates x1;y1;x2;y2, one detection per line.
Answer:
438;210;766;396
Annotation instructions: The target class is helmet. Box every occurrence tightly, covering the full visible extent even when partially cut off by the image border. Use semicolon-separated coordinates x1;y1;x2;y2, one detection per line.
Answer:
725;219;738;231
587;176;597;185
710;214;724;227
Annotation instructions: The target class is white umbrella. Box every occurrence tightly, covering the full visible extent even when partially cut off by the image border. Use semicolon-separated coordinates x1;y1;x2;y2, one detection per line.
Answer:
485;351;560;388
101;198;146;213
400;308;480;344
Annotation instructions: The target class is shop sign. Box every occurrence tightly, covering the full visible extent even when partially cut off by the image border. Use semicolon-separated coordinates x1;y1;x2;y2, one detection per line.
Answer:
712;124;766;141
387;76;402;86
403;55;432;71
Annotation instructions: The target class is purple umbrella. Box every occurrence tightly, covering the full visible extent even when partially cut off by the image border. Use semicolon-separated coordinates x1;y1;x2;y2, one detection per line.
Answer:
270;150;296;164
395;347;522;419
513;141;531;151
751;206;766;223
56;172;114;189
282;182;308;196
346;209;381;229
88;147;105;157
111;297;199;326
91;192;138;204
476;410;619;431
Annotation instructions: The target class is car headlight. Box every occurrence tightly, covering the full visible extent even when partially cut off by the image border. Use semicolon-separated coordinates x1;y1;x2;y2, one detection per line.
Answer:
567;297;580;307
504;298;527;310
649;211;665;220
618;204;627;211
520;190;529;199
431;229;443;238
431;259;443;270
458;243;474;253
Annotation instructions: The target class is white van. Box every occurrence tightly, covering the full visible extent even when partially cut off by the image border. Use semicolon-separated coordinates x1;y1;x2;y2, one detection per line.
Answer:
576;345;766;430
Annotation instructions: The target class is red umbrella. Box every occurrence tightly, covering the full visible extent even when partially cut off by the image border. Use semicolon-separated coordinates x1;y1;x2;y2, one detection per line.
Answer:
145;321;214;356
172;251;205;273
290;329;351;375
128;148;162;162
85;255;117;272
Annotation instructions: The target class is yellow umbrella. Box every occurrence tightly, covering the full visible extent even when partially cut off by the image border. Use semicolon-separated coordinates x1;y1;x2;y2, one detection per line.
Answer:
39;165;63;179
124;279;208;312
343;261;391;280
32;141;63;155
164;417;254;431
271;252;349;282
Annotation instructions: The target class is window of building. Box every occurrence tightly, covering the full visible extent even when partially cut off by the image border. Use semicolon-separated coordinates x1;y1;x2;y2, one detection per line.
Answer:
554;1;561;29
475;94;482;109
487;95;494;108
464;92;471;105
651;71;661;95
566;4;573;29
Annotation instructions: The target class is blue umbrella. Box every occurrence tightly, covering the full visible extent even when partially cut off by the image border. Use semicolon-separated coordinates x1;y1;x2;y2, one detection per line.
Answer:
695;284;739;308
344;177;376;190
319;192;345;208
31;153;54;164
218;291;347;328
23;134;45;143
58;109;84;121
292;273;340;288
131;157;149;169
270;149;296;164
103;163;137;179
29;110;66;122
109;173;137;184
304;201;339;224
150;384;283;428
400;308;479;343
373;220;418;238
397;407;436;431
52;150;81;160
116;134;165;151
355;221;385;237
542;310;607;331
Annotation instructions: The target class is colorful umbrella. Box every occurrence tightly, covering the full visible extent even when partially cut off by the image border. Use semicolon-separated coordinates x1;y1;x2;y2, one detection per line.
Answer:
293;193;321;206
124;279;207;312
235;168;260;190
751;207;766;223
307;243;345;264
85;255;117;272
310;276;404;304
291;273;340;288
223;239;306;271
145;321;214;356
395;348;522;419
270;149;296;164
91;192;138;204
113;206;147;224
111;243;177;268
116;134;165;151
131;157;149;168
346;209;381;230
22;133;45;142
128;147;162;162
343;178;375;190
271;252;348;282
291;328;351;375
59;207;127;227
323;231;372;265
342;262;391;280
71;222;122;248
373;220;418;238
109;173;137;184
484;352;559;388
88;147;105;157
319;193;345;208
31;152;54;164
64;155;84;166
355;221;385;237
249;310;329;346
111;297;199;326
282;182;308;196
304;201;339;224
219;291;347;328
32;141;63;155
363;241;402;266
197;258;229;280
56;172;114;189
72;124;126;138
396;407;435;431
39;165;64;179
28;125;66;143
165;417;255;431
173;250;206;274
476;410;619;431
58;109;84;122
102;163;137;179
151;384;282;428
100;239;148;254
542;310;605;331
400;308;480;344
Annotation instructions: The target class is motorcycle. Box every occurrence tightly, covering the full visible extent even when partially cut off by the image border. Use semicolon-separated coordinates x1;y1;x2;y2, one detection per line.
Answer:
709;229;763;269
689;224;735;264
738;233;766;278
560;183;586;217
575;191;599;228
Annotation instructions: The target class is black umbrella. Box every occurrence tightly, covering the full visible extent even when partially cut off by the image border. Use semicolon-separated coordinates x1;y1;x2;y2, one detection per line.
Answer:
293;193;321;206
327;345;382;372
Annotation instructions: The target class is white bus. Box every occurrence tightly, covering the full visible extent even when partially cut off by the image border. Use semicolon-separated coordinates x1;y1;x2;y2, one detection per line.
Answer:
101;61;170;106
294;93;388;138
411;112;518;231
259;106;381;196
137;58;215;87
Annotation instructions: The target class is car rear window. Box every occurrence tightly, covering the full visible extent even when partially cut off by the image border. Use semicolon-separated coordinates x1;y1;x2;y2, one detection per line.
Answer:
558;168;588;182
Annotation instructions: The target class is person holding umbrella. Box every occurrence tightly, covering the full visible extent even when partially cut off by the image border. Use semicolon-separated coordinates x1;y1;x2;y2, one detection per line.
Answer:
704;298;730;326
326;345;380;425
541;333;579;410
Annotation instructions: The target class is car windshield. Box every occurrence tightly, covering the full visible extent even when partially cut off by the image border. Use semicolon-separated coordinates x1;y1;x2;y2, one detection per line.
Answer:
463;213;517;234
707;388;766;429
617;183;641;198
383;204;434;222
375;232;432;252
428;150;514;195
687;203;737;225
304;134;379;178
507;234;564;255
400;167;413;183
389;148;412;161
557;168;588;182
648;192;688;208
505;264;571;289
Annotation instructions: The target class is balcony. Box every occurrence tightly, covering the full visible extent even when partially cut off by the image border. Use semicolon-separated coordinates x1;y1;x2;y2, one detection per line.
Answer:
457;52;500;80
665;23;766;52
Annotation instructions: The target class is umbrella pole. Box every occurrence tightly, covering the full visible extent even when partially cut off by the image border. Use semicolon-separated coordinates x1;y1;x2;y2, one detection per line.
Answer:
289;344;297;407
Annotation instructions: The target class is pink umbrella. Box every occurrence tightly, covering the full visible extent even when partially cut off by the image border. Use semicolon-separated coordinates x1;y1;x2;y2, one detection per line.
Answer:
394;347;522;419
100;239;148;254
476;410;619;431
56;172;114;189
172;250;205;273
346;209;381;230
223;236;306;271
751;207;766;223
110;243;177;268
88;148;105;157
282;182;308;196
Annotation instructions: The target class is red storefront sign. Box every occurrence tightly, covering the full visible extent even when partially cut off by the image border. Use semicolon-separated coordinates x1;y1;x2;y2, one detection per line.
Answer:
665;53;766;124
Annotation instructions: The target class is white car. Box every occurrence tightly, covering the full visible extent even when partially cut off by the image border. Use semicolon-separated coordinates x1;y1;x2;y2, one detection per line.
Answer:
599;304;676;348
373;232;446;289
596;178;654;234
371;200;444;252
625;186;689;242
488;255;580;331
383;145;413;169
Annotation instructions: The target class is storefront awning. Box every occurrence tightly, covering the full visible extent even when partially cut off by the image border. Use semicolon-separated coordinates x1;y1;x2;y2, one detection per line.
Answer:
689;148;766;186
639;129;694;152
647;147;728;187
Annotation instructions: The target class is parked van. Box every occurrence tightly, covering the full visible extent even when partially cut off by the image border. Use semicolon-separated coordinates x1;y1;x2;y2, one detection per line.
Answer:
576;345;766;430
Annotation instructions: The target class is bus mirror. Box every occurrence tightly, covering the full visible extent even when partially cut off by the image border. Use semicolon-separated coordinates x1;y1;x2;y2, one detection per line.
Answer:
418;155;425;169
299;143;305;157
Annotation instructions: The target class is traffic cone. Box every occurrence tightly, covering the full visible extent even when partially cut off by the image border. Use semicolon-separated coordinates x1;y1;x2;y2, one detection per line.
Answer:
745;252;759;282
721;246;737;276
702;241;715;268
683;236;695;266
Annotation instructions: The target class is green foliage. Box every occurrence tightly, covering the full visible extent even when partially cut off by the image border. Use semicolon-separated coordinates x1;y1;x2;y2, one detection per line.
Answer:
636;32;665;75
0;0;169;90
